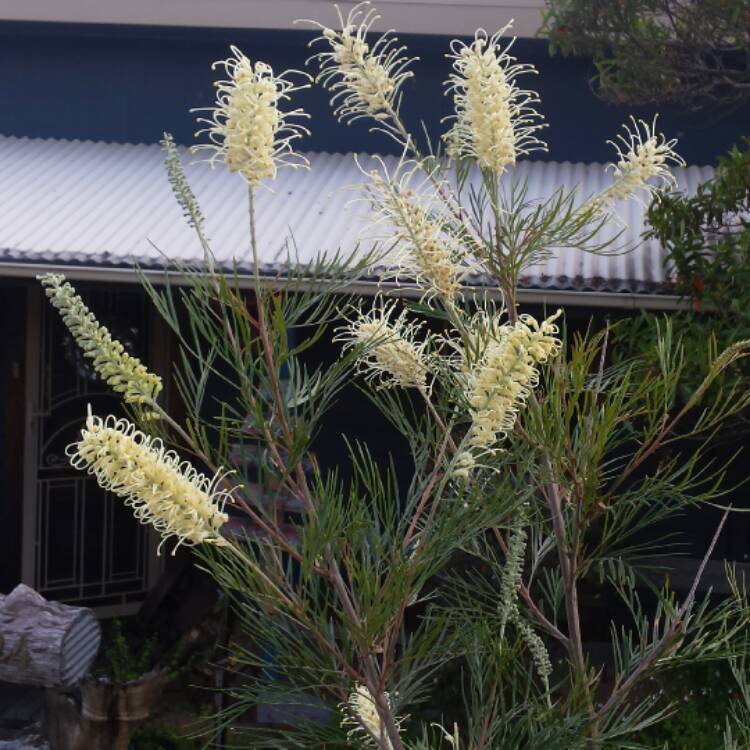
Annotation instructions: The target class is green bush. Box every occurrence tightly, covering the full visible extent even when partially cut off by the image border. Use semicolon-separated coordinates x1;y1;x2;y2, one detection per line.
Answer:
636;664;738;749
130;722;203;750
94;618;158;683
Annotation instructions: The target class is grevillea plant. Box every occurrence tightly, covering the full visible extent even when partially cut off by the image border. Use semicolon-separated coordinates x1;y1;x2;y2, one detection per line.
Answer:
41;2;750;748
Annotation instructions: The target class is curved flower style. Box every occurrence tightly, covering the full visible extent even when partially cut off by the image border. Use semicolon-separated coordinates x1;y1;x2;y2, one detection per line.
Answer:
362;157;463;305
193;46;311;186
598;116;685;207
305;2;416;124
335;299;430;390
444;24;546;173
454;310;562;477
39;274;162;407
67;411;233;554
341;684;399;750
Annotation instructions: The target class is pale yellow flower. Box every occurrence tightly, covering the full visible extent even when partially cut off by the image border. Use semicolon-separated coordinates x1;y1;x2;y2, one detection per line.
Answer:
362;157;462;305
335;300;429;389
305;2;415;124
67;411;233;554
39;274;162;408
445;25;546;173
341;684;398;750
455;310;562;475
193;46;310;186
597;116;684;208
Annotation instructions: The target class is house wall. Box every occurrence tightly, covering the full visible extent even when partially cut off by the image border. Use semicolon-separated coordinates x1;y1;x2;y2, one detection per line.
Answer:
1;21;748;165
3;278;748;611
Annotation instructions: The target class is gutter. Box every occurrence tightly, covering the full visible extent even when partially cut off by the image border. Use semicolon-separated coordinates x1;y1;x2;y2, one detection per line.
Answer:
0;260;689;311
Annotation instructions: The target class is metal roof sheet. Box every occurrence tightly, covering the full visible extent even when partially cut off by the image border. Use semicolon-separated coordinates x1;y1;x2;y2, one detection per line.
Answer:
0;134;714;295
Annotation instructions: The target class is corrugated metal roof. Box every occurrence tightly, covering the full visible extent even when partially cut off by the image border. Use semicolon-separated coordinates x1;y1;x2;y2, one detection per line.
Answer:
0;134;714;295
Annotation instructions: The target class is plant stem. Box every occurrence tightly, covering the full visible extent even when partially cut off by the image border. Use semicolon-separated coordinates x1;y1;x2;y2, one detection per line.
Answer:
595;508;730;720
543;461;587;679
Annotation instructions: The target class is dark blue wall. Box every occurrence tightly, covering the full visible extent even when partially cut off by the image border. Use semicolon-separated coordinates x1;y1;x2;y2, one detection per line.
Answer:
1;21;747;164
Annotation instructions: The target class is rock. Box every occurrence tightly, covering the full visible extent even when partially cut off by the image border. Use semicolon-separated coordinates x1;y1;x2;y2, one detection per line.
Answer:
0;734;49;749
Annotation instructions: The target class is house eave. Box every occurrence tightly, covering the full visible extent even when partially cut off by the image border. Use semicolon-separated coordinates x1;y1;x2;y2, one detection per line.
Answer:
0;0;547;38
0;261;688;311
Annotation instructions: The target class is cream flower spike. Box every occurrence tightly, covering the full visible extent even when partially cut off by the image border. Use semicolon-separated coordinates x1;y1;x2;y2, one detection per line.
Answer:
192;46;311;187
598;115;685;208
444;23;547;173
303;2;416;124
67;410;234;554
454;310;562;478
335;299;430;390
340;684;401;749
360;155;463;306
39;274;162;409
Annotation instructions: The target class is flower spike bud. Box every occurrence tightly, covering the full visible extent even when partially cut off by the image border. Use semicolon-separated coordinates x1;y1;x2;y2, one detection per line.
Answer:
67;410;233;554
454;310;562;477
360;156;463;306
303;2;417;125
335;299;430;390
192;46;311;187
444;24;546;173
39;274;162;408
160;132;206;234
597;115;685;208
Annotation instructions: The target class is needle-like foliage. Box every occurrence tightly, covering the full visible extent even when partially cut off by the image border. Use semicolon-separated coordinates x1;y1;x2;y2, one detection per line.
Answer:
45;5;750;749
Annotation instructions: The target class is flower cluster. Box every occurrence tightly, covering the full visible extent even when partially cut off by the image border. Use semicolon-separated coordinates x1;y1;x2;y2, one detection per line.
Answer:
306;2;415;124
597;116;685;208
341;684;398;750
39;274;163;408
336;300;429;390
455;310;562;476
445;26;546;173
193;46;310;187
363;159;462;305
67;411;233;554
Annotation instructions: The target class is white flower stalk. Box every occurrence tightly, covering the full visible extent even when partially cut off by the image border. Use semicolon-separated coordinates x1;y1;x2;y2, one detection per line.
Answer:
335;300;430;389
515;615;553;691
341;684;400;750
39;274;162;407
445;25;546;173
498;521;527;640
455;310;562;476
67;411;233;554
362;158;463;305
193;46;310;187
305;2;416;124
596;116;685;209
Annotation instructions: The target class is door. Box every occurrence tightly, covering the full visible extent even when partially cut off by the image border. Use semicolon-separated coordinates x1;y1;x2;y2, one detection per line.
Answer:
22;282;163;616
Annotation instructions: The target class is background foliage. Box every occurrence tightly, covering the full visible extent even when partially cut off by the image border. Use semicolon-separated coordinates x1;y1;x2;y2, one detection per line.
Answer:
542;0;750;108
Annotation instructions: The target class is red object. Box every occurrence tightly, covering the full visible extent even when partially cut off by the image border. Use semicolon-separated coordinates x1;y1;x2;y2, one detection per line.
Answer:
693;274;704;311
